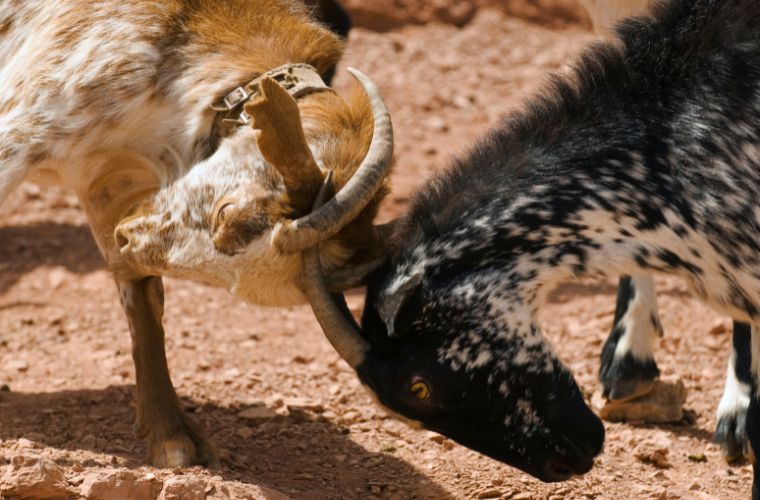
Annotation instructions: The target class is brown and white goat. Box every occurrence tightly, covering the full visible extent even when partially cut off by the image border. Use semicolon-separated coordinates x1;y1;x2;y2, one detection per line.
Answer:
0;0;393;468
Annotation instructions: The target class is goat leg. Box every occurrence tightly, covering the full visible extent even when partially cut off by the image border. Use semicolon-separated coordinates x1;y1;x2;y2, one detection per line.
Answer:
748;324;760;499
116;276;220;469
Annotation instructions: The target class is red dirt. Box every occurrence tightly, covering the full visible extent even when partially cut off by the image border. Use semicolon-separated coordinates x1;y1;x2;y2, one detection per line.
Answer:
0;1;751;498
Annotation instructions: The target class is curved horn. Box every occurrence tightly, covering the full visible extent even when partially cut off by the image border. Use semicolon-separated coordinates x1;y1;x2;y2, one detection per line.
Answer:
272;67;394;254
300;177;370;369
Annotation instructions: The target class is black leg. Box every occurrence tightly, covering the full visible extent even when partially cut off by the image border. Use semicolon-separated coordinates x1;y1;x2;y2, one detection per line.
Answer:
716;322;751;461
599;275;662;401
748;325;760;499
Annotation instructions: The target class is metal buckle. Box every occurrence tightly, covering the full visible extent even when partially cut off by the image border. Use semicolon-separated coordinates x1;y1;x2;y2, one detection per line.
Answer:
221;110;252;127
211;86;250;112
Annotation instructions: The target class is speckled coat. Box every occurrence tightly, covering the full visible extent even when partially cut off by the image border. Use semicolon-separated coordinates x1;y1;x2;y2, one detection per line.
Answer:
351;0;760;488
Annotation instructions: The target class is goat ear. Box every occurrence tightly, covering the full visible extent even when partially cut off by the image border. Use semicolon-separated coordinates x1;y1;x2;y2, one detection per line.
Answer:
244;78;324;199
377;271;423;338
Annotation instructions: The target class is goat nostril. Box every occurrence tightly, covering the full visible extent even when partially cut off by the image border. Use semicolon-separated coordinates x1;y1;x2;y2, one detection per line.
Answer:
115;230;129;250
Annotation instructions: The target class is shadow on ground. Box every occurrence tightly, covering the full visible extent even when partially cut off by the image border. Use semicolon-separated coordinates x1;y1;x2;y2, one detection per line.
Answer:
0;223;104;294
0;386;453;498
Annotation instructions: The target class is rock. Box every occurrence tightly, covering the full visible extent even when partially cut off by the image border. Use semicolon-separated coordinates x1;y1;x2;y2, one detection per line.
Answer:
512;493;534;500
708;318;731;335
80;470;162;500
477;488;503;499
0;455;74;499
236;426;255;439
238;405;277;420
284;397;325;413
593;379;687;423
7;360;29;372
159;476;206;500
634;440;671;469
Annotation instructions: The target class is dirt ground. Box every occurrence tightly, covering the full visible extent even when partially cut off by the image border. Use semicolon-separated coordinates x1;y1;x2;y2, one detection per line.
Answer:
0;1;753;498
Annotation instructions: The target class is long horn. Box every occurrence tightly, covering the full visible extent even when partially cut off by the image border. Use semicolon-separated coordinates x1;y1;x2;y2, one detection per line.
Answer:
300;175;370;368
272;67;394;254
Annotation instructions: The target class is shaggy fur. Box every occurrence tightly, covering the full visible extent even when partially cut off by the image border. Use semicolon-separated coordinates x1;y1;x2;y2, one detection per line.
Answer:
353;0;760;488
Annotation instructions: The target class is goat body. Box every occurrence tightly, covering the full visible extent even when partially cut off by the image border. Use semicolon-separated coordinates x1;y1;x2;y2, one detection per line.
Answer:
308;0;760;488
0;0;392;468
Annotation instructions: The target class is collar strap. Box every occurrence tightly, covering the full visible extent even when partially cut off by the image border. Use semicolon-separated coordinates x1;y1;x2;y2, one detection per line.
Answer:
211;63;332;137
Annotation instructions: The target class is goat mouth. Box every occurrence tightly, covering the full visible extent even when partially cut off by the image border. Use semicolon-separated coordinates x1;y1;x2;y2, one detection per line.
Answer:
537;431;598;482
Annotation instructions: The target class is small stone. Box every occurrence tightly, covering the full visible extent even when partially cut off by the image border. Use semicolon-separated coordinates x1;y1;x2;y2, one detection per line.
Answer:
708;318;731;335
48;268;68;290
342;410;362;423
512;493;534;500
284;397;324;413
238;406;277;420
159;475;206;500
425;116;449;133
634;441;671;468
6;360;29;373
0;455;74;499
22;184;42;200
477;488;503;499
425;431;445;444
80;470;162;500
237;426;255;439
16;439;35;449
593;379;687;423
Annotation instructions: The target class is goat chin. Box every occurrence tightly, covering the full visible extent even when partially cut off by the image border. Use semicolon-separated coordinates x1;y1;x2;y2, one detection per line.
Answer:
229;236;350;307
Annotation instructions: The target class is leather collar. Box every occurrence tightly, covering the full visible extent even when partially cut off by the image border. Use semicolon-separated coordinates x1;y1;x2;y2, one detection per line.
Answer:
211;63;334;138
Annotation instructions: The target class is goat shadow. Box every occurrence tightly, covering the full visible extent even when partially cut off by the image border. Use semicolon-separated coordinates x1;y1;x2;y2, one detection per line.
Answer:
0;222;104;295
0;386;453;498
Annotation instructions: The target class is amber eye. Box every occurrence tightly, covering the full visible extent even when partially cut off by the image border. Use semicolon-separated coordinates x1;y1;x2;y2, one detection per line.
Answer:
216;202;235;226
410;379;431;400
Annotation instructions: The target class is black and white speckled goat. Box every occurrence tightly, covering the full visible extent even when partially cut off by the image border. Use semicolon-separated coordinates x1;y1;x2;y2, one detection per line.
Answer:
300;0;760;495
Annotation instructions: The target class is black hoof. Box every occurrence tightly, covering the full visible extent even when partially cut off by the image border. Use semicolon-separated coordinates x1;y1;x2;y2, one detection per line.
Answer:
716;407;750;462
600;352;660;402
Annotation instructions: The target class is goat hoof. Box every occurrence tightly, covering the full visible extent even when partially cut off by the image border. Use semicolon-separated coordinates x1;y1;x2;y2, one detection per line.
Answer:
600;353;660;402
716;404;750;463
149;434;220;469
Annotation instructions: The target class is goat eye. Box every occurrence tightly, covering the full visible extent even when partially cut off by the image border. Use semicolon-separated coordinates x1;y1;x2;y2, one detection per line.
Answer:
410;379;431;400
216;202;235;226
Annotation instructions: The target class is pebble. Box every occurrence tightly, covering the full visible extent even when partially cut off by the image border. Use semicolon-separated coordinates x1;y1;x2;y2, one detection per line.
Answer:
6;360;29;372
593;379;687;423
80;470;162;500
238;406;277;420
284;397;324;413
634;439;672;469
0;455;74;499
236;427;255;439
160;475;206;500
512;493;534;500
477;488;503;499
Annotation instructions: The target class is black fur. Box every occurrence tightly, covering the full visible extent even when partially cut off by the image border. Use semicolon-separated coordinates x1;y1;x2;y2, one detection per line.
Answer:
348;0;760;490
